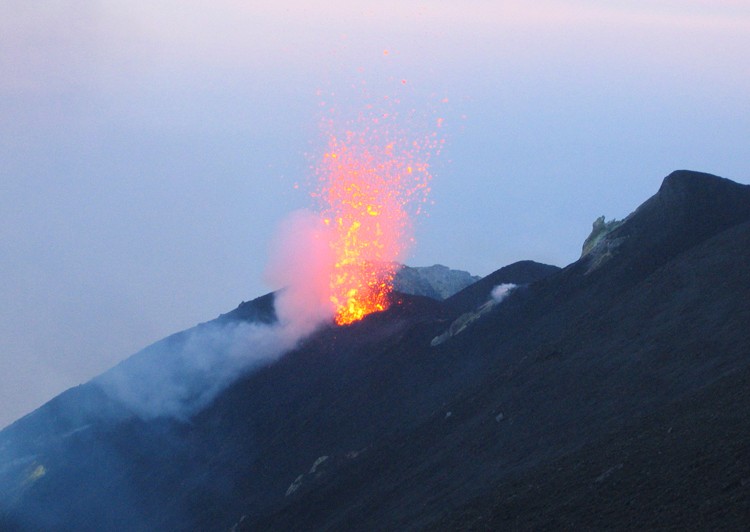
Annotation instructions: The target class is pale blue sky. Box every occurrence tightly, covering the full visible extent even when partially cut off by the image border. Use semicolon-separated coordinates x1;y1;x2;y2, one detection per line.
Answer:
2;0;749;427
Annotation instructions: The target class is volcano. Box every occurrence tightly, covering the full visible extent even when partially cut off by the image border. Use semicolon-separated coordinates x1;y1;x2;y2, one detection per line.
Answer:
2;170;750;530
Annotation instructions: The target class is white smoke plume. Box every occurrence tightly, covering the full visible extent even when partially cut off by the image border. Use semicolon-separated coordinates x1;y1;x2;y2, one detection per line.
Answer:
265;209;337;336
95;209;337;420
491;283;516;304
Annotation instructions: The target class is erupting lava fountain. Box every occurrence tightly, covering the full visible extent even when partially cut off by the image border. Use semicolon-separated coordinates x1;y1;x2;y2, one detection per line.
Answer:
313;119;441;325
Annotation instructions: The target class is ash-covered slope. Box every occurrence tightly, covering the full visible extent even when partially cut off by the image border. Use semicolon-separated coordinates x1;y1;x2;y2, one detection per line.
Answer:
2;170;750;531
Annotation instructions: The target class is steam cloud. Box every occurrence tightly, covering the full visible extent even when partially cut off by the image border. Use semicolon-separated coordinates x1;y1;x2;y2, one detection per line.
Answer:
266;209;337;334
96;209;337;420
491;283;516;303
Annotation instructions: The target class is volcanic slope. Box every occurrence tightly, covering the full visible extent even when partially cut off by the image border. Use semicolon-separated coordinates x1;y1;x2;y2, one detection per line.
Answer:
236;170;750;530
2;170;750;530
0;258;553;530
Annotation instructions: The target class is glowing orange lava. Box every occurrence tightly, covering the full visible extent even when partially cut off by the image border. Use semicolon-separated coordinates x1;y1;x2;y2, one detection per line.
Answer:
316;129;434;325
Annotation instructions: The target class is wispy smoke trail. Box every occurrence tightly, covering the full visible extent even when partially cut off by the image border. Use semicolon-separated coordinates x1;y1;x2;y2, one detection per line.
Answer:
95;320;291;420
96;210;338;420
491;283;516;303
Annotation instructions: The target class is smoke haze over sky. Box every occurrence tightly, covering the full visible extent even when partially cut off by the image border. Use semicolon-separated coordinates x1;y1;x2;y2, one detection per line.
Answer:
2;0;749;427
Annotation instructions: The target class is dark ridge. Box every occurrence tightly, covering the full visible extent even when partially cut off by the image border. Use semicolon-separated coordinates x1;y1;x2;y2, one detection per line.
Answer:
629;170;750;241
217;291;277;324
444;260;561;315
361;291;447;323
572;169;750;283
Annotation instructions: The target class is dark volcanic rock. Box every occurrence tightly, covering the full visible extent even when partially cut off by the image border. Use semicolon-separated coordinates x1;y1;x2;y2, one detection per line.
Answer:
217;291;277;324
2;170;750;531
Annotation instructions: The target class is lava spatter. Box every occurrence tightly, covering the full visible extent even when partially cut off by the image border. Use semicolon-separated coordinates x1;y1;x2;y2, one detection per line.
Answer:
315;126;436;325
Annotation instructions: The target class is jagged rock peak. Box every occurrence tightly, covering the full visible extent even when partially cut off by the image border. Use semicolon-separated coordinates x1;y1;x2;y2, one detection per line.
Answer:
660;169;742;194
649;169;750;214
628;169;750;229
393;264;481;300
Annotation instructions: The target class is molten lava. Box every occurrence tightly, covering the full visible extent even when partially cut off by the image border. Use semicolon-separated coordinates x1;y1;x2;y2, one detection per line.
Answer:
316;129;433;325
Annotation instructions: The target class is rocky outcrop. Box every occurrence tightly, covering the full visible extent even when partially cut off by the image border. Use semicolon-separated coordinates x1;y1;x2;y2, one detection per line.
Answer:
393;264;480;300
581;216;623;257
